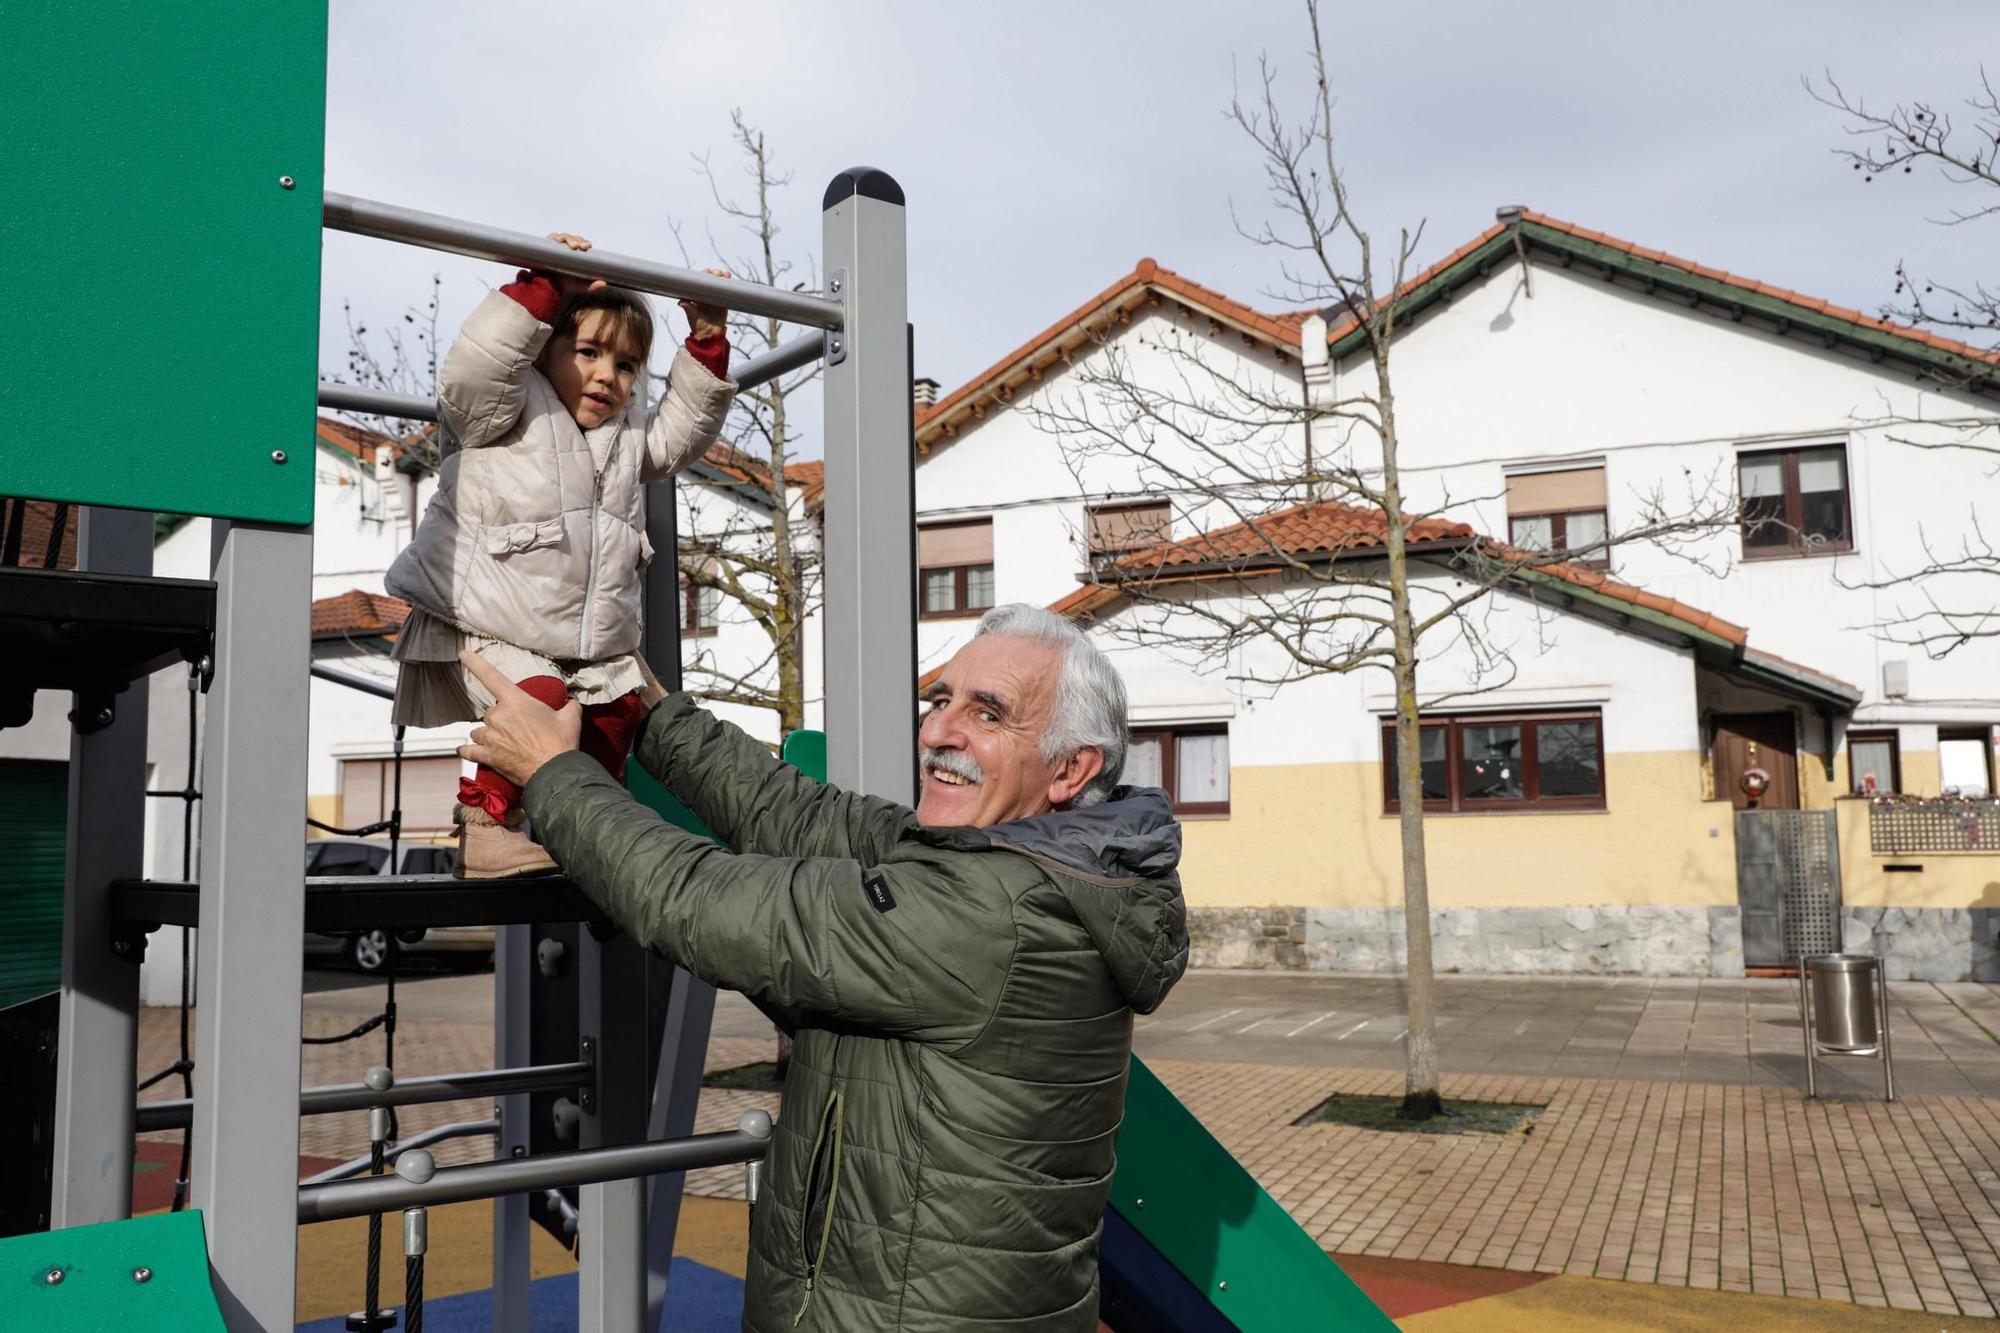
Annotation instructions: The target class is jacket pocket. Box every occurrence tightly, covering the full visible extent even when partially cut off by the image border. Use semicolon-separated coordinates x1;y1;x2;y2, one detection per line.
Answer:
479;518;566;557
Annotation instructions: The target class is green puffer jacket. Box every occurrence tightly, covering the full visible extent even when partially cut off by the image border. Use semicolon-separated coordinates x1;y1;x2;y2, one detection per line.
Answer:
523;694;1189;1331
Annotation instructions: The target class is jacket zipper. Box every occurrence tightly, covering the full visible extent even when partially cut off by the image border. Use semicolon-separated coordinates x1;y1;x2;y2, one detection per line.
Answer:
577;431;617;658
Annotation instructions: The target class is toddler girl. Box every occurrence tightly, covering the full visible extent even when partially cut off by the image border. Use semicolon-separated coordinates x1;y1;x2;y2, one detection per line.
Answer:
385;233;735;876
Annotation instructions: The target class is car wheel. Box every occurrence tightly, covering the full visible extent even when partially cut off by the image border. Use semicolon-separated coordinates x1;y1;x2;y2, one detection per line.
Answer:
350;929;392;974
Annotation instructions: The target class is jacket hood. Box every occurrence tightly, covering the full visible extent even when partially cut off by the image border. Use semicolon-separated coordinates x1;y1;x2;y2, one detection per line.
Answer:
983;787;1188;1013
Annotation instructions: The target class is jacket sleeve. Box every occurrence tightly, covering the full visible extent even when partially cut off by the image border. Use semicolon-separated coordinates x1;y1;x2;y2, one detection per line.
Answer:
640;345;736;482
437;288;552;450
633;694;913;864
523;752;1012;1044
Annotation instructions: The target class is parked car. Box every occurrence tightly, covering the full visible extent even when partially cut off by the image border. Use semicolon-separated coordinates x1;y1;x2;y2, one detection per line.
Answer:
301;837;493;973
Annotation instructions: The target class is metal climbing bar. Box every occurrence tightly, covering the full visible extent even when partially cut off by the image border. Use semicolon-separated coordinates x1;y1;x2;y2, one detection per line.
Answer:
314;330;825;428
323;193;845;330
297;1120;772;1224
136;1060;591;1132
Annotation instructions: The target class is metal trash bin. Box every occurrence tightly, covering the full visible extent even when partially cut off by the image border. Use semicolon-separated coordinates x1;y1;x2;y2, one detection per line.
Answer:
1798;953;1894;1101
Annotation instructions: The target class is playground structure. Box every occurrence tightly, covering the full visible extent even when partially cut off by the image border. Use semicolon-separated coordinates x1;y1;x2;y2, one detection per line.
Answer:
1;4;1389;1329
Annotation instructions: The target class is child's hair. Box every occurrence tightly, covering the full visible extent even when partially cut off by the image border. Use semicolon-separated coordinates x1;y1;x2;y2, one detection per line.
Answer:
554;286;655;365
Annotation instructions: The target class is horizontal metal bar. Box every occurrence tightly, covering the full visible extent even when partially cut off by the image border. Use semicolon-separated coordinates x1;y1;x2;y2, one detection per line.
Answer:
734;331;827;391
309;663;396;701
298;1128;769;1223
136;1060;591;1132
113;874;611;933
301;1118;500;1186
318;383;436;422
324;193;845;330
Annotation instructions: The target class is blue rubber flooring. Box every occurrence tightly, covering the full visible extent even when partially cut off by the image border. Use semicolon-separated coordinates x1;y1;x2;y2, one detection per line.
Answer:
296;1256;744;1332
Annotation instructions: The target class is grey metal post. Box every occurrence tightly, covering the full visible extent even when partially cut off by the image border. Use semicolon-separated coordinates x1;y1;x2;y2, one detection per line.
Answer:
491;923;533;1333
50;506;153;1227
576;929;649;1333
636;474;724;1329
643;967;718;1330
820;168;915;803
190;519;312;1331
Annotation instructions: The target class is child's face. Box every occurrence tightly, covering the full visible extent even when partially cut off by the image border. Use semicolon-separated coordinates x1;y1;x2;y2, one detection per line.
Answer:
541;311;642;429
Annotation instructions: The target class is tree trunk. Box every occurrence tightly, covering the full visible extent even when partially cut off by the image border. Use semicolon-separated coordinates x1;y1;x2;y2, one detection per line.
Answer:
1374;352;1443;1121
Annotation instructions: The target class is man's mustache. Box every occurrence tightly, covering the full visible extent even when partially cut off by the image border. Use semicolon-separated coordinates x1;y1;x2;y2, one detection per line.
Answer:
921;747;983;784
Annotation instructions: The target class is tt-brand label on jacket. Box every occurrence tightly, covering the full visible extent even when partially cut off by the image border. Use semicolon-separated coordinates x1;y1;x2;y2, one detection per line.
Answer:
862;870;896;913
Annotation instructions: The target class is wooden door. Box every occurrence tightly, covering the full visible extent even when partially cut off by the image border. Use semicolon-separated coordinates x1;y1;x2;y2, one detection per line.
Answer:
1712;712;1800;811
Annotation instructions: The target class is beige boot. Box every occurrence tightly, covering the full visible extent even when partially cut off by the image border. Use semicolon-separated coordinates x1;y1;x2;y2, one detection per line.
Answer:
453;803;558;879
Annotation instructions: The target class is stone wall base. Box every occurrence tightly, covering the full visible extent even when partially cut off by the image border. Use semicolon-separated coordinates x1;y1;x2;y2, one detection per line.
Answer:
1187;904;1999;981
1188;905;1743;977
1843;907;2000;982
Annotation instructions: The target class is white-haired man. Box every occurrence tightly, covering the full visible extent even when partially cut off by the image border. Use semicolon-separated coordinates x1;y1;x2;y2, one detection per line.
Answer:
463;604;1189;1331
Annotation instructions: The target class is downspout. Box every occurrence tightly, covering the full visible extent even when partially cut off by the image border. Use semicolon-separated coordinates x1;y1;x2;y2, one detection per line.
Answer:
1300;313;1332;501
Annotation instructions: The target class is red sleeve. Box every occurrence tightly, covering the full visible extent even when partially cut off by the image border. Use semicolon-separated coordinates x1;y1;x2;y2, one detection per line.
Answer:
499;270;563;324
684;333;730;380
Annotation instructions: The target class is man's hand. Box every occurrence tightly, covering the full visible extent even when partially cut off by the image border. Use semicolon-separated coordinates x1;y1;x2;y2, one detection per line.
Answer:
458;652;582;786
680;267;732;342
634;653;669;709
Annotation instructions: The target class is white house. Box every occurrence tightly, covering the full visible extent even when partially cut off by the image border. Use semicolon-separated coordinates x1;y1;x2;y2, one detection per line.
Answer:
909;214;2000;982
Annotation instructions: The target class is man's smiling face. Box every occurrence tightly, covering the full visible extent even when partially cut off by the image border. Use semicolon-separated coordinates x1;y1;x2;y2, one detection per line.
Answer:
916;634;1069;829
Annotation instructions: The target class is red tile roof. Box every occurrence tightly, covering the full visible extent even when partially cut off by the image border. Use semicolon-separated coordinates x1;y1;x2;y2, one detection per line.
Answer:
914;213;1998;458
1050;498;1749;650
311;589;409;641
316;417;399;463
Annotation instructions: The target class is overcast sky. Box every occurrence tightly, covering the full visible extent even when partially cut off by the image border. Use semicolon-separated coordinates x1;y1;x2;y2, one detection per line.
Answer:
321;1;1997;457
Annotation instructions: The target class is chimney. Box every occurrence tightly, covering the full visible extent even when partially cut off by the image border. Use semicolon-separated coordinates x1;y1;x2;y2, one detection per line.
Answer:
912;376;940;409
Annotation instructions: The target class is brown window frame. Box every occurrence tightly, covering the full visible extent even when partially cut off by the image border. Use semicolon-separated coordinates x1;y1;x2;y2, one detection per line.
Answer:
1844;729;1901;796
1738;445;1854;559
1127;723;1230;816
919;563;995;620
1086;499;1173;568
679;576;720;637
1508;508;1611;570
1381;710;1607;814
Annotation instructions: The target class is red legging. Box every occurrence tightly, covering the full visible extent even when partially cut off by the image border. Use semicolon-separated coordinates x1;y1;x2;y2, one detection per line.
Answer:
459;675;647;820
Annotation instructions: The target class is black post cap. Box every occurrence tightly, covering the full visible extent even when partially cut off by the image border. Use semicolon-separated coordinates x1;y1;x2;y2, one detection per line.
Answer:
823;167;905;210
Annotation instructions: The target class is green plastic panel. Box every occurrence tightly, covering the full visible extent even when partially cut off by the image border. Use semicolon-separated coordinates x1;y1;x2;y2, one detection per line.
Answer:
0;1208;228;1332
1112;1057;1394;1330
0;1;328;525
626;727;827;838
0;760;68;1009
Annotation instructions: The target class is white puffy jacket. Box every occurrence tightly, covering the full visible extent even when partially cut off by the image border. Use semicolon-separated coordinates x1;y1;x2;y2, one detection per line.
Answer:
386;290;735;662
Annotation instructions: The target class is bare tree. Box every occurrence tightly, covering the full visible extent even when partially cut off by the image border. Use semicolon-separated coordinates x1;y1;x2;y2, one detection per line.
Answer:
328;274;446;475
1030;1;1733;1120
1811;72;2000;656
670;110;823;740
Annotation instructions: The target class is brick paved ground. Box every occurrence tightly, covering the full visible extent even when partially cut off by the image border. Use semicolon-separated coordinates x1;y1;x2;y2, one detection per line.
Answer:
136;970;2000;1319
1152;1060;2000;1319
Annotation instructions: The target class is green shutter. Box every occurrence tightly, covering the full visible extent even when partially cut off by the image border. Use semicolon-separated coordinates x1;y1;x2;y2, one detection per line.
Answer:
0;760;68;1010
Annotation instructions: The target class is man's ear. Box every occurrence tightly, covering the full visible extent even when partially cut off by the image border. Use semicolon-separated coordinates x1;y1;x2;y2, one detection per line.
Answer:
1048;746;1105;809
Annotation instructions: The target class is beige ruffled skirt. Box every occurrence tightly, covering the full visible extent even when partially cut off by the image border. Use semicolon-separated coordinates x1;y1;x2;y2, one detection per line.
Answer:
391;607;647;728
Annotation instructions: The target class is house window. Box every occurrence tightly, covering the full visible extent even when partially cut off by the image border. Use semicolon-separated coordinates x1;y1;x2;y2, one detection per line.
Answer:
1846;730;1900;796
339;755;462;833
1086;500;1171;568
1739;445;1852;557
679;576;721;635
1506;466;1608;569
1938;727;1994;797
1381;711;1605;813
918;519;995;619
1123;725;1229;815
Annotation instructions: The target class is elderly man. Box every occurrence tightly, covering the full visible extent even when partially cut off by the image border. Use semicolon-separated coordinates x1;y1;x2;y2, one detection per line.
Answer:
462;603;1189;1332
